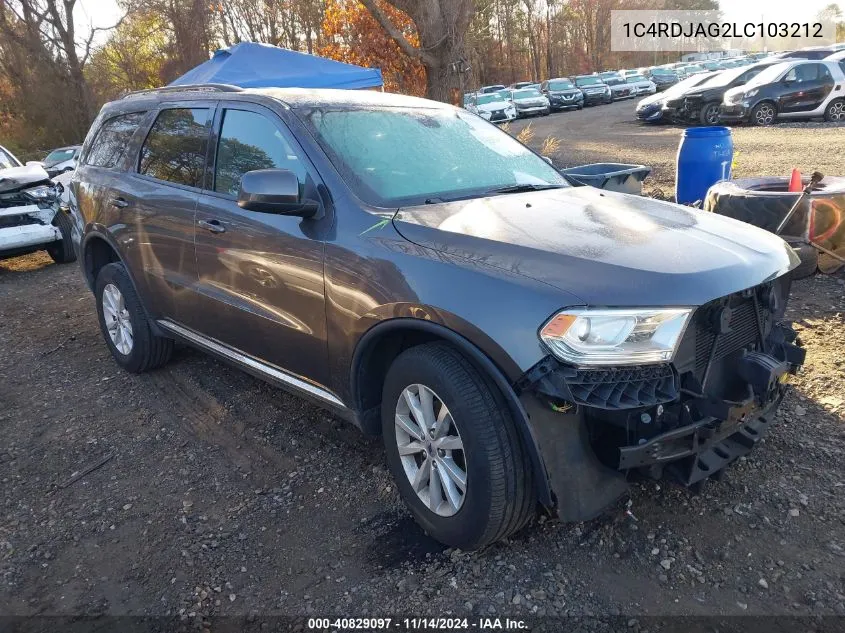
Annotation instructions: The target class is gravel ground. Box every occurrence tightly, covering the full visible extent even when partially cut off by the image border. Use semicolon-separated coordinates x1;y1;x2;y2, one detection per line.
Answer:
511;99;845;197
1;101;844;628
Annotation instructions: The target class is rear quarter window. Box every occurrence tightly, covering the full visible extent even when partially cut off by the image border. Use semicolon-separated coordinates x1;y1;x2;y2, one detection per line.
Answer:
83;112;146;169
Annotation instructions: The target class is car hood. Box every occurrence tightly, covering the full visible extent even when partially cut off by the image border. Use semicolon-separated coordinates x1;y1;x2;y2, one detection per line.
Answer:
0;164;52;194
684;86;727;99
513;97;547;104
637;93;664;108
392;187;797;307
476;102;510;112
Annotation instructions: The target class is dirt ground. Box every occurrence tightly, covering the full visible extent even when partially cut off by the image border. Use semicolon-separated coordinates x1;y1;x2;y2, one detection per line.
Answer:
1;100;845;627
511;99;845;197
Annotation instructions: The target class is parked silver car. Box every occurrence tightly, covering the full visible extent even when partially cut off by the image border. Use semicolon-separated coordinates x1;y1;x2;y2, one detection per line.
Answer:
507;87;550;117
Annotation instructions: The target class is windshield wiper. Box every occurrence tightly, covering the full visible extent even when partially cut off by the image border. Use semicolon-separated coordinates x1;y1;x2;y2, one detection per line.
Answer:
487;183;565;195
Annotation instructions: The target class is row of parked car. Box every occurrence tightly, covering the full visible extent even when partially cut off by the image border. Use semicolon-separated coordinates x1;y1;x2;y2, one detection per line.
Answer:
636;47;845;126
463;69;659;122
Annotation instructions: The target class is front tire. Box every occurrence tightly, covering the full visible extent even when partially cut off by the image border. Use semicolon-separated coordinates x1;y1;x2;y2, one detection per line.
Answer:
381;343;534;549
699;102;721;126
750;101;776;126
95;262;173;373
46;209;76;264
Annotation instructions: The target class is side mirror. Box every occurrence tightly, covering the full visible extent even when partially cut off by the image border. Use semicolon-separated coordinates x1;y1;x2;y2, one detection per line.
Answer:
237;168;318;217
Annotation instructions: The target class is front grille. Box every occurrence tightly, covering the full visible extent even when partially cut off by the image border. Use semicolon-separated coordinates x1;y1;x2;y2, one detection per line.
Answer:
489;110;506;121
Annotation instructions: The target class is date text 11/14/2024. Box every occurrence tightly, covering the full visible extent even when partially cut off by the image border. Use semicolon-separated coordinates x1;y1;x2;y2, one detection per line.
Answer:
307;617;529;631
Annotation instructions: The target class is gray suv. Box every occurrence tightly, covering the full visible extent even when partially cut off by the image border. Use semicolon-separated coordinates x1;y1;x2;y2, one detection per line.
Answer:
69;85;805;549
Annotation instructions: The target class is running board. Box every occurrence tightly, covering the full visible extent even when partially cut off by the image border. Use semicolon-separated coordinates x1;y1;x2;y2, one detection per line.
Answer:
156;319;347;410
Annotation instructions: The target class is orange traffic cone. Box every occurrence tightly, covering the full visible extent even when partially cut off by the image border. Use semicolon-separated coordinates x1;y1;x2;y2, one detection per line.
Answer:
788;168;803;193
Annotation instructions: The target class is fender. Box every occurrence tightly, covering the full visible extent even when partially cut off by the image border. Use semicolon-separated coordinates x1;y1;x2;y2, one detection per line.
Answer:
350;318;554;507
80;227;168;338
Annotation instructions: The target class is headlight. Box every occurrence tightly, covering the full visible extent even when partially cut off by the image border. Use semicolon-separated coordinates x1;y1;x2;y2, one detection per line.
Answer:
23;185;56;201
744;88;759;98
539;308;692;366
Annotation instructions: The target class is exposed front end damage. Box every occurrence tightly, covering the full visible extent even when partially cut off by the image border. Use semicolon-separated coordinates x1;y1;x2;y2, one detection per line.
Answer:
517;276;805;521
0;165;64;259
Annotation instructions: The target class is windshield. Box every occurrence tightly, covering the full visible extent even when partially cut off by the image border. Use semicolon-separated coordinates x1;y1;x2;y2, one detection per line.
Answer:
300;107;568;206
575;76;603;86
513;89;542;99
744;62;791;87
626;75;646;83
604;77;623;85
651;68;675;76
477;93;505;105
0;147;18;170
44;148;75;165
548;80;575;90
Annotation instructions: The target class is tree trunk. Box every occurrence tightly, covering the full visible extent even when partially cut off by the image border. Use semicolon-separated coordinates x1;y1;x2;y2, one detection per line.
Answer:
360;0;474;102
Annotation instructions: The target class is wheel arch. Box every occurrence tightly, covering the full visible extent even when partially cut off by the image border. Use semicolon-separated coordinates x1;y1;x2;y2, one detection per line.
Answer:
81;230;166;337
350;318;553;507
81;230;121;290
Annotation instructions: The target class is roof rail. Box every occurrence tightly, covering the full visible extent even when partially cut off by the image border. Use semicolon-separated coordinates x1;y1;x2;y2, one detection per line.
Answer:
121;83;243;99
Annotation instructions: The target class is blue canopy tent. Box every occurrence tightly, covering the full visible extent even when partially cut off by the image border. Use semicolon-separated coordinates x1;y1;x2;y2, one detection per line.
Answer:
169;42;383;90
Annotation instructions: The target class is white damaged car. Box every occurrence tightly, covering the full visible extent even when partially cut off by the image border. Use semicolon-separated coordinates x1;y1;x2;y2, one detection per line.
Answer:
0;145;76;264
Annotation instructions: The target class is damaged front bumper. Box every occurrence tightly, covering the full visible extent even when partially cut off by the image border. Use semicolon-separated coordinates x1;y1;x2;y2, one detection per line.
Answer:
0;203;61;257
515;282;805;521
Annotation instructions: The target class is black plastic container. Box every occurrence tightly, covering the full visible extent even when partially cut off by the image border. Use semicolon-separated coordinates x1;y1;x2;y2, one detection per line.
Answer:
560;163;652;195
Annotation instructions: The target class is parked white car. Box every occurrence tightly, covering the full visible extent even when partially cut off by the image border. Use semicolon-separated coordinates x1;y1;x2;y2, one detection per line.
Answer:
507;87;550;117
625;74;657;96
0;144;21;170
0;146;76;264
465;92;517;123
43;145;81;174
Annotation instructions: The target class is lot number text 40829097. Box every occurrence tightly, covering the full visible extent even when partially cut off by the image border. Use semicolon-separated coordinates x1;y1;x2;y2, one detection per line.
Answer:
307;617;529;630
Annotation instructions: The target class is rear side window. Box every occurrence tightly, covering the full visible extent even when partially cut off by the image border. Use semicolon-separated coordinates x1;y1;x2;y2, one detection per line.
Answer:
85;112;145;169
139;108;210;188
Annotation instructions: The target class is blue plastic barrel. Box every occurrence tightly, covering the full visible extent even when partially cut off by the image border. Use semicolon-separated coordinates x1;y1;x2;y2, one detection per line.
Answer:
675;126;733;205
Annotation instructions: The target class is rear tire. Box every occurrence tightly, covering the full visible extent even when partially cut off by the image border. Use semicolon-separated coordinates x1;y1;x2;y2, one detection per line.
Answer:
46;209;77;264
381;343;534;550
824;98;845;122
95;262;173;373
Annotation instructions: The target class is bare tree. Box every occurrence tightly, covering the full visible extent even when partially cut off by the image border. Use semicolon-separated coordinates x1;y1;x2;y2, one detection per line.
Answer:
0;0;123;143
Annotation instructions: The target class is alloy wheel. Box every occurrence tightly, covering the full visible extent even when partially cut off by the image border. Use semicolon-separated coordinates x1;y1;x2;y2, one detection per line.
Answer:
394;384;467;517
755;104;775;125
102;283;133;355
703;104;720;125
828;101;845;121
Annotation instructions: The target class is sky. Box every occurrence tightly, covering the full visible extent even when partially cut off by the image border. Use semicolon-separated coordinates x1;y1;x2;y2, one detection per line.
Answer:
76;0;845;50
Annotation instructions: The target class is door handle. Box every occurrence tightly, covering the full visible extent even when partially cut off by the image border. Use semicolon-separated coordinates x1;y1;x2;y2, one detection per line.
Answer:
109;197;129;209
198;218;226;234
